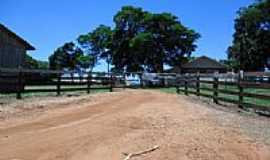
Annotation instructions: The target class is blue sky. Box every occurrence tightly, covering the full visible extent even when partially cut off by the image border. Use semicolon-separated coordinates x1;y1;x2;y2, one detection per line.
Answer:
1;0;254;71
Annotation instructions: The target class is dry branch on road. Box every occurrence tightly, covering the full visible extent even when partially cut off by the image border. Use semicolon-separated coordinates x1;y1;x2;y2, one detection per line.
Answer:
122;145;160;160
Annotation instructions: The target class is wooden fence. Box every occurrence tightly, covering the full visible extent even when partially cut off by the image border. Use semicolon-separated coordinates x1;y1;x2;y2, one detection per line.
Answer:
0;68;119;99
0;67;269;115
176;73;270;116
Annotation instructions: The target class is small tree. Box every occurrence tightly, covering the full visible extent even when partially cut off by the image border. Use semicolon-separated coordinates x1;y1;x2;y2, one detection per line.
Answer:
49;42;83;70
25;54;48;69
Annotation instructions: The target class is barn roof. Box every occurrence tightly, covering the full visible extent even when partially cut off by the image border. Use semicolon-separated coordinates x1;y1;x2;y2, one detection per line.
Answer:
0;23;35;50
182;56;227;69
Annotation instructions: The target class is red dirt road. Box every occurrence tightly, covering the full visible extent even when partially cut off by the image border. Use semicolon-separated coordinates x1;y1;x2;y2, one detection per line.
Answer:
0;90;269;160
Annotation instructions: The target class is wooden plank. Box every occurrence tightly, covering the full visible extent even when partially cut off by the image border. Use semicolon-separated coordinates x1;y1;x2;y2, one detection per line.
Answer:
218;89;239;96
200;87;214;92
217;81;238;86
218;97;239;104
242;102;270;112
24;87;110;93
242;92;270;100
200;80;215;84
199;92;213;98
187;90;197;95
60;77;88;80
23;89;58;93
240;82;270;89
244;72;270;77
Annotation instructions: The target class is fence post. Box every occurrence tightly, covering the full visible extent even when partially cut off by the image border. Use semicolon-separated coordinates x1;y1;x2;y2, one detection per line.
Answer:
176;75;180;94
238;71;244;109
139;73;143;88
213;76;219;104
16;67;22;99
196;73;200;96
123;73;126;89
57;73;61;96
184;76;188;95
110;72;113;92
87;72;91;94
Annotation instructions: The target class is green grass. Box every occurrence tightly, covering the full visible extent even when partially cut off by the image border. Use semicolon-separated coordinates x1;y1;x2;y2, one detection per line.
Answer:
0;86;110;101
158;87;177;94
157;85;270;107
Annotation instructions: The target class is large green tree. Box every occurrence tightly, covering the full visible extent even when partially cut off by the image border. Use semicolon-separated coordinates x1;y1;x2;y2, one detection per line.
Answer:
78;6;200;73
112;6;200;72
228;0;270;71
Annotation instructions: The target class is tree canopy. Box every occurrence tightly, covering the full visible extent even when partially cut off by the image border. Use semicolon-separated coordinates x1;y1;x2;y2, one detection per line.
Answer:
228;0;270;71
49;6;199;72
77;6;200;73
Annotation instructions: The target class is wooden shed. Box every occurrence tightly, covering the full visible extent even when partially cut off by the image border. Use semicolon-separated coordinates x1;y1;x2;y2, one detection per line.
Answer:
0;23;35;93
0;23;35;68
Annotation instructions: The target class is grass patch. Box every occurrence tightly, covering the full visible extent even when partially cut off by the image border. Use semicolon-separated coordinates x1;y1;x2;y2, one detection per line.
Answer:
158;85;270;107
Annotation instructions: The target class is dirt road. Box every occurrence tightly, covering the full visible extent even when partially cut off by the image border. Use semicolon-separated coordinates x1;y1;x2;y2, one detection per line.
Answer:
0;90;269;160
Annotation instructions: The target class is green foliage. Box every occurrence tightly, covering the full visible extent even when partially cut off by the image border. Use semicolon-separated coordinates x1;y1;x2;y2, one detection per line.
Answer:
25;54;48;69
228;0;270;71
77;54;95;71
76;6;200;73
49;42;94;71
111;6;200;72
78;25;112;60
78;25;113;72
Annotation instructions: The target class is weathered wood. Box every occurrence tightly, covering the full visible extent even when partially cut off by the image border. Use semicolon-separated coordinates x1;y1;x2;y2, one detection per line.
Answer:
196;75;200;96
218;89;239;96
87;72;91;94
16;68;22;99
110;73;113;92
242;92;270;100
57;74;61;96
238;75;244;109
213;77;219;104
240;82;270;89
218;97;239;104
184;77;188;95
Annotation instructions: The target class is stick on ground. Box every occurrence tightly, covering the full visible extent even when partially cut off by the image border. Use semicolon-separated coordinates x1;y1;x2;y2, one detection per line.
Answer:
122;145;160;160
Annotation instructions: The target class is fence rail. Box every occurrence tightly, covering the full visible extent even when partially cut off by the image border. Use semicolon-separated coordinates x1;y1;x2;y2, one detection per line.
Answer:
0;68;118;99
0;67;269;116
176;74;270;116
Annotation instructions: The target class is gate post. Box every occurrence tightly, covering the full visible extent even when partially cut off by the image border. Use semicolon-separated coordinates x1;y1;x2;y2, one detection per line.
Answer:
196;73;200;96
176;75;180;94
57;72;61;96
110;72;113;92
16;67;22;99
213;76;219;104
184;76;188;95
87;71;91;94
238;71;244;108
